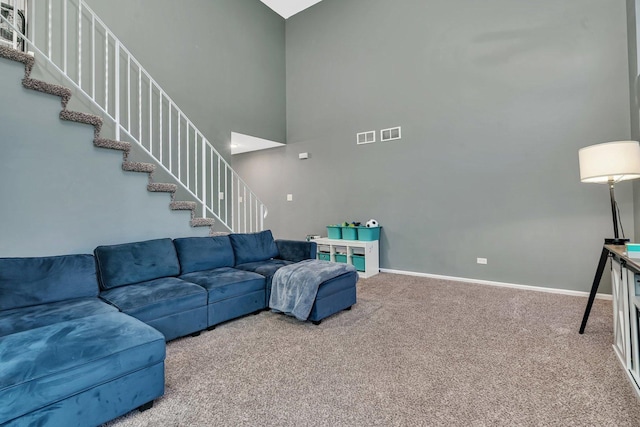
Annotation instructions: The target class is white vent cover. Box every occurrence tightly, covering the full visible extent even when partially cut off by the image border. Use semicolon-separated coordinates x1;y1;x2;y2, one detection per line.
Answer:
357;130;376;145
381;126;401;142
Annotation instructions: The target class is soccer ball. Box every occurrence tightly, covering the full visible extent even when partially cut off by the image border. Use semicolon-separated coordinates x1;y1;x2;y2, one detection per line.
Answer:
365;219;379;228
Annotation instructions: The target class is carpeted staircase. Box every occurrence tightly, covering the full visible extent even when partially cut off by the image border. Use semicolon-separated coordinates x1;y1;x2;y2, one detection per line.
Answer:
0;45;217;234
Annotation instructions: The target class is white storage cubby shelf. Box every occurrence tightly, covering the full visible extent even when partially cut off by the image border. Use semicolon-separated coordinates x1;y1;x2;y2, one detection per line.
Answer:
313;237;379;279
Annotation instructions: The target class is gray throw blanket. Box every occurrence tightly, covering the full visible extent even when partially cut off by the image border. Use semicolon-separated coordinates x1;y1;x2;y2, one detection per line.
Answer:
269;259;357;321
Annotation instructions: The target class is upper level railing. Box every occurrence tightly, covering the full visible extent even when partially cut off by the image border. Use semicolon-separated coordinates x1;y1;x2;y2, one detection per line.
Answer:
0;0;267;233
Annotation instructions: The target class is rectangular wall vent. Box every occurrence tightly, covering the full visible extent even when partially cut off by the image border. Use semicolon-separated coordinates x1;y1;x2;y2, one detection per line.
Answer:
357;130;376;145
381;126;401;142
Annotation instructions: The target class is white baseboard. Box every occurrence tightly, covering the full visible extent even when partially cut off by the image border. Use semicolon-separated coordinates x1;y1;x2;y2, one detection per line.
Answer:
378;268;613;301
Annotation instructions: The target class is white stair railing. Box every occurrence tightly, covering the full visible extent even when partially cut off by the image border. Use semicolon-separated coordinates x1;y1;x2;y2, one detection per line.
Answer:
0;0;26;50
1;0;267;233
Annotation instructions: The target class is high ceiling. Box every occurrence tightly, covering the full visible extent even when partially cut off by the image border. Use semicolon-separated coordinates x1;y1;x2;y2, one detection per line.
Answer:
259;0;323;19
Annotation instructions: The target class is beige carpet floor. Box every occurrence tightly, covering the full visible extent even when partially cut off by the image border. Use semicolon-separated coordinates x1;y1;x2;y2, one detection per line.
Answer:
105;273;640;426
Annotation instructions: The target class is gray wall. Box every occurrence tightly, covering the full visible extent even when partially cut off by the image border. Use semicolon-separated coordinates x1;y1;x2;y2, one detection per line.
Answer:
0;0;285;256
233;0;632;293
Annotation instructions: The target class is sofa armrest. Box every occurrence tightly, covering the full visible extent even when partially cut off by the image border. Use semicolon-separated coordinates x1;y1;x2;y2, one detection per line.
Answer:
275;240;317;263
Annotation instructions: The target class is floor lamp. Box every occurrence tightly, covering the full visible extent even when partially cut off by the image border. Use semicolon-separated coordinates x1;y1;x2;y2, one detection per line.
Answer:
578;140;640;334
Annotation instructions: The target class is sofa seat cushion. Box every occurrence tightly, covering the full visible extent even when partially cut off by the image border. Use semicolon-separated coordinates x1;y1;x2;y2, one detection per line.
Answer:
0;298;117;338
173;236;235;274
0;254;98;311
0;312;165;424
94;238;181;290
180;267;265;303
99;277;207;322
229;230;279;265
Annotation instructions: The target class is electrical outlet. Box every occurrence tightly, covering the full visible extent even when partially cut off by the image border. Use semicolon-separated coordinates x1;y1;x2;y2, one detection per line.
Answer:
219;192;225;200
287;194;293;202
477;257;487;265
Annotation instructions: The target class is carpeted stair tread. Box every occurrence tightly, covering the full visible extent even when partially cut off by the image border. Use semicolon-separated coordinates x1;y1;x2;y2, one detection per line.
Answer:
170;201;196;210
94;138;131;152
22;78;72;108
122;161;155;173
210;231;230;236
59;110;103;138
191;218;216;227
59;110;102;126
0;45;34;71
147;183;177;193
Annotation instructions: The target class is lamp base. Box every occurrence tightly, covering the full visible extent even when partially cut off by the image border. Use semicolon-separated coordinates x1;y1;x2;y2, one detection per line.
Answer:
604;238;630;245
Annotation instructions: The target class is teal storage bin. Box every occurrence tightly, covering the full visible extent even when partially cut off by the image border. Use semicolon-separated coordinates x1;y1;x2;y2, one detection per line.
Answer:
341;227;358;240
327;226;342;239
335;254;347;263
318;252;331;261
352;254;365;272
356;226;381;241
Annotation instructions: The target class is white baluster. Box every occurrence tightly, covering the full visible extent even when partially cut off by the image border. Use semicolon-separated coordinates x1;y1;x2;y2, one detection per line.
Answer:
91;14;95;99
231;174;235;232
138;66;142;141
114;40;120;140
30;0;35;47
158;89;162;163
225;164;228;224
217;156;221;216
127;55;130;133
202;139;207;218
78;0;81;87
47;0;51;59
63;0;67;73
149;80;153;153
104;33;108;113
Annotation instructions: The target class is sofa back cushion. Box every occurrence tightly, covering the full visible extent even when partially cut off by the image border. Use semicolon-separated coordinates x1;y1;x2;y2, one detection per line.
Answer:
173;236;235;274
0;254;98;311
229;230;279;265
94;238;180;290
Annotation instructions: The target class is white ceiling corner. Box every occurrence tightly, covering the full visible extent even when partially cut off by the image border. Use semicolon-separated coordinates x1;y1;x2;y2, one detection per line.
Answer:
259;0;323;19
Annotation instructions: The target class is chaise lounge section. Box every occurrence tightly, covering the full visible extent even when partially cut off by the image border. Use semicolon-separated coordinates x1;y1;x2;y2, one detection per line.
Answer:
0;254;165;427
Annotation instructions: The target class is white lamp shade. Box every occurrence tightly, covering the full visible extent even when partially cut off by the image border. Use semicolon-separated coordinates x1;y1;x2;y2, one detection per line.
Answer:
579;140;640;183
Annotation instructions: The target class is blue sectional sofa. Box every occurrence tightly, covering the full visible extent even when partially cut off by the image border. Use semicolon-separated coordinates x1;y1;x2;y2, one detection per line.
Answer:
0;230;358;426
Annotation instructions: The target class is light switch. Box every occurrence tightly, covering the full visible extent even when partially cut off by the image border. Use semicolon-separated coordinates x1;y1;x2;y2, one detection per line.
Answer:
287;194;293;202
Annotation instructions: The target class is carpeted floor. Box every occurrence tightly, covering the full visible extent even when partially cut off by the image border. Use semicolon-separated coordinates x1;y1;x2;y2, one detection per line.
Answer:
105;273;640;426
